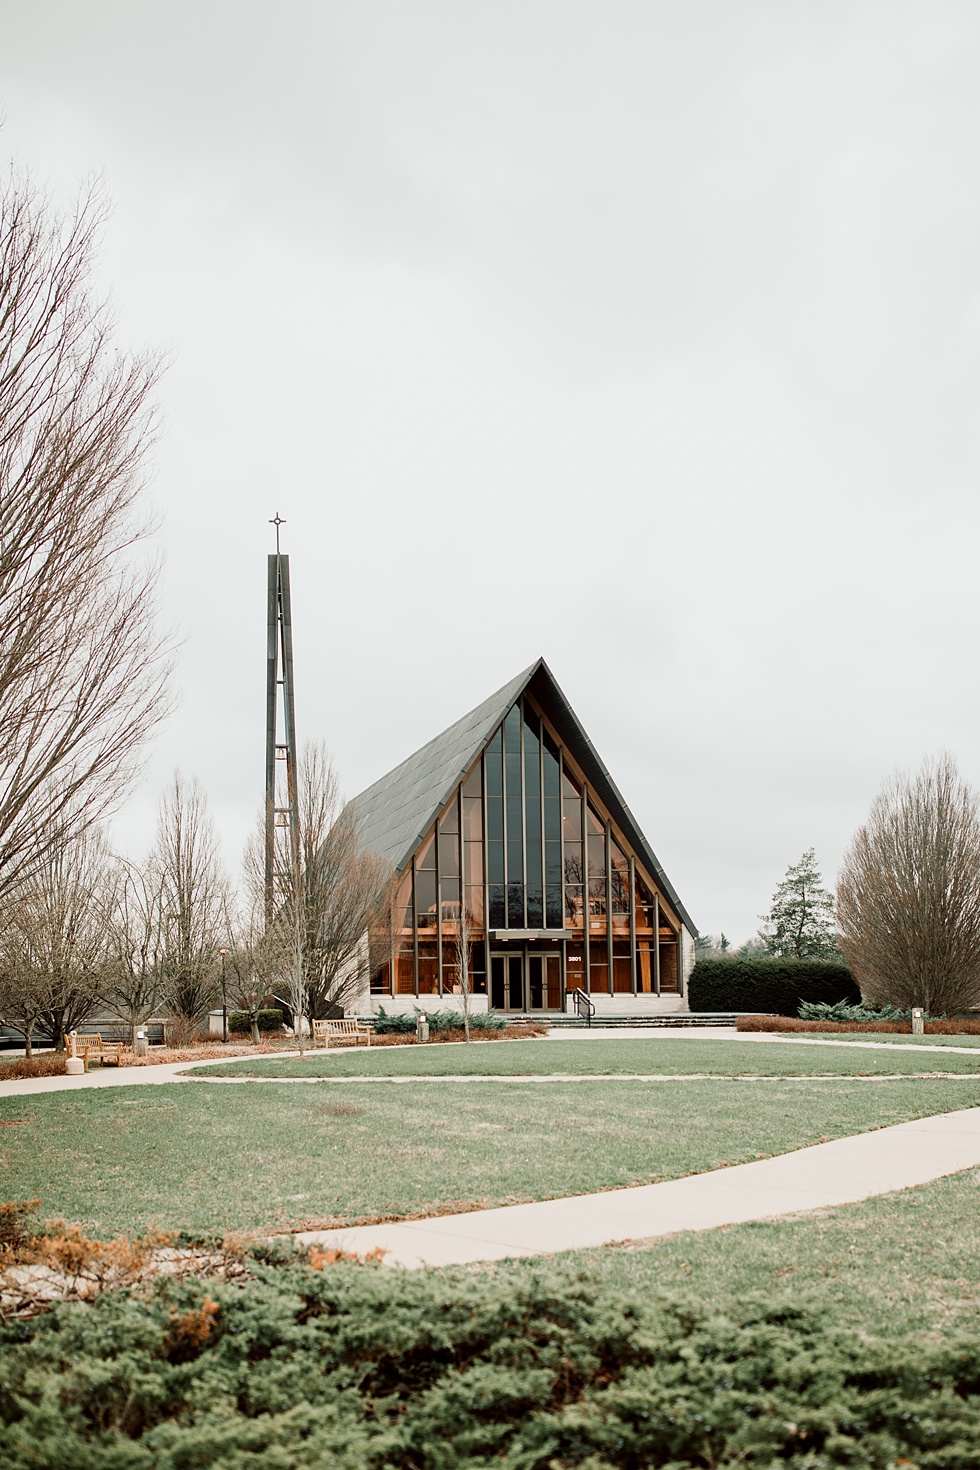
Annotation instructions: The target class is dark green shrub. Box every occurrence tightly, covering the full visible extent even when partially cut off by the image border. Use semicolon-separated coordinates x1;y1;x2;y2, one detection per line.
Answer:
373;1006;506;1034
228;1009;283;1035
372;1007;418;1035
4;1267;980;1467
470;1010;506;1030
688;958;858;1016
798;999;920;1023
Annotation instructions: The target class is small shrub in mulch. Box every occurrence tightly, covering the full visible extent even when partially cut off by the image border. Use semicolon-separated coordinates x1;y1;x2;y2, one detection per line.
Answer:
366;1023;549;1046
373;1005;509;1035
736;1015;980;1035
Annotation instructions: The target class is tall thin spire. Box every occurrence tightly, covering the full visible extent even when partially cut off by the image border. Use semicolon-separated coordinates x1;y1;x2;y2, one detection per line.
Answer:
265;518;299;923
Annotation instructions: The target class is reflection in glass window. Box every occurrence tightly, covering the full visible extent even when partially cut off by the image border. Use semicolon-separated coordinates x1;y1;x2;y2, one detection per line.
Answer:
395;868;413;935
395;948;415;995
635;870;656;933
637;939;656;992
465;885;484;928
612;940;632;992
417;942;438;994
488;884;506;928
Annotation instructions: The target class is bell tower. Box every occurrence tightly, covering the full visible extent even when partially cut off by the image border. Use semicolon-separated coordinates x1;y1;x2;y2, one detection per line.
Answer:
265;514;300;922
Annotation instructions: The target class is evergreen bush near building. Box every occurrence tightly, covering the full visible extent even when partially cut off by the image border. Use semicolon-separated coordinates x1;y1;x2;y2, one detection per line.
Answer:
688;958;858;1015
227;1009;283;1035
797;999;919;1024
373;1006;506;1034
4;1265;980;1467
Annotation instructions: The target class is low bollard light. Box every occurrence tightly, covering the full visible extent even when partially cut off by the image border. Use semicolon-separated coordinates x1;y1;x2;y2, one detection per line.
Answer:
416;1012;430;1043
912;1007;924;1036
65;1031;85;1075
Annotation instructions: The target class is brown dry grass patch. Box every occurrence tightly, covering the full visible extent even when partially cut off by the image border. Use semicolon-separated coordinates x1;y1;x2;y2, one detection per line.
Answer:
735;1015;980;1035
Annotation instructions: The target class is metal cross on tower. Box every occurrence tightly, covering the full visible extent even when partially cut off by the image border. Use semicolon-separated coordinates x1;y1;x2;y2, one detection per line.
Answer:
265;515;300;924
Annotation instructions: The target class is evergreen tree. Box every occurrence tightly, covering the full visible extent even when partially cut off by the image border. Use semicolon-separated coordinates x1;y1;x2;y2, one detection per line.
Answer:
761;849;839;960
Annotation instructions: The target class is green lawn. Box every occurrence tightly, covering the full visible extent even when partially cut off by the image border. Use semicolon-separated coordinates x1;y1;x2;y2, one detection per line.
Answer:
186;1034;980;1077
2;1076;979;1239
492;1165;980;1340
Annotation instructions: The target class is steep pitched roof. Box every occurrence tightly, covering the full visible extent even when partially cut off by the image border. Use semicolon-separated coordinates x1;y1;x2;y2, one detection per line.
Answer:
348;658;696;934
347;662;536;874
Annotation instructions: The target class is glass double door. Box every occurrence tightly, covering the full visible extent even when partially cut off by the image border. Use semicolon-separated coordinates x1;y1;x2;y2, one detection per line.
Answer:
490;952;563;1012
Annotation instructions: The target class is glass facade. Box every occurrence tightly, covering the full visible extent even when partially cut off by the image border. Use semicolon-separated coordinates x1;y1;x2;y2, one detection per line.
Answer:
372;694;684;1007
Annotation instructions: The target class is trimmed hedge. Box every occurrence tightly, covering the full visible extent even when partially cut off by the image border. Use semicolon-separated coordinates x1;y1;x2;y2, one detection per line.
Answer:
4;1265;980;1466
227;1009;283;1035
688;958;859;1016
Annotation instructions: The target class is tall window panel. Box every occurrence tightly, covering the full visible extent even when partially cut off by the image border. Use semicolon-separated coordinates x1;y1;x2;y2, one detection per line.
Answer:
438;801;460;922
461;762;485;932
543;731;562;927
587;805;607;929
416;835;437;933
523;706;542;927
610;837;631;935
394;867;415;994
562;769;584;930
486;728;505;928
504;705;523;926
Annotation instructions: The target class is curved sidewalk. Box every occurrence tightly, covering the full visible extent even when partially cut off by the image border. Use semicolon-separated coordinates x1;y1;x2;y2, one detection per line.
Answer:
0;1052;301;1100
293;1105;980;1268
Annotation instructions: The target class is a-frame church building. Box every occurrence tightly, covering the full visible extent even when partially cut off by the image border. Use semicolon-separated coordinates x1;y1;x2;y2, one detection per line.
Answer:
349;659;696;1018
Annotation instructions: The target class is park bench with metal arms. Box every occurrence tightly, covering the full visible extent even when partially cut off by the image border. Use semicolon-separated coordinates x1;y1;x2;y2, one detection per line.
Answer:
312;1018;372;1049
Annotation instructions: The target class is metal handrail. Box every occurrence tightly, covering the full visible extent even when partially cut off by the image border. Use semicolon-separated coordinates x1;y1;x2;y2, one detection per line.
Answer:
570;987;595;1027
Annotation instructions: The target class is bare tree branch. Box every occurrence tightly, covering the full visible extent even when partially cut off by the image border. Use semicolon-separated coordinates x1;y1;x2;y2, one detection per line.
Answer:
0;166;173;899
151;773;228;1040
837;753;980;1014
99;856;168;1047
244;740;395;1029
0;818;109;1050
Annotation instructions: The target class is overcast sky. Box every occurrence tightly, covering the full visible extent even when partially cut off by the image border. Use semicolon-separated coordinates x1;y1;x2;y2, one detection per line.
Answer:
3;1;979;943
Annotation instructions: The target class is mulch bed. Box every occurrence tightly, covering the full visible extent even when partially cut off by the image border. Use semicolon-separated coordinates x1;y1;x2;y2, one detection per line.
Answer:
1;1024;550;1078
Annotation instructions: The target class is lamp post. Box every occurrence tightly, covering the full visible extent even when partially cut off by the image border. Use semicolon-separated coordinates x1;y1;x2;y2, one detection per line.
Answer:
219;947;228;1043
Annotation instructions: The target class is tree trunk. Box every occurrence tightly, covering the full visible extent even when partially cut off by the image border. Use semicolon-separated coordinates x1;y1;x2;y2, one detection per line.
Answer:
24;1022;33;1060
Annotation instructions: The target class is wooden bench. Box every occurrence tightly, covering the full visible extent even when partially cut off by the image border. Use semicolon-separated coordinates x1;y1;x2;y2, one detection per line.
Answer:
312;1018;372;1048
75;1033;126;1067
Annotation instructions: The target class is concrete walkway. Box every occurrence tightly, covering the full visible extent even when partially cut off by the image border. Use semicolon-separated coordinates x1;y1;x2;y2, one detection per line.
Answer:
179;1071;980;1084
294;1104;980;1268
5;1032;980;1097
0;1052;301;1099
544;1026;980;1056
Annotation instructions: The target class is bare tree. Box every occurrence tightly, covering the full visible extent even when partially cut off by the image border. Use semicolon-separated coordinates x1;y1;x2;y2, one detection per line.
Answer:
0;166;172;902
247;741;394;1037
1;821;110;1050
449;898;473;1041
223;893;275;1045
152;773;228;1041
99;857;167;1047
0;920;45;1056
837;754;980;1015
